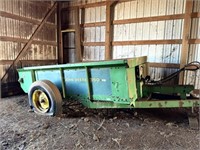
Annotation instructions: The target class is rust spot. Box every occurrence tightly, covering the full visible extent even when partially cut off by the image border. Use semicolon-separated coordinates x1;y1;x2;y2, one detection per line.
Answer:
158;103;162;107
179;101;184;107
194;101;199;107
193;89;200;95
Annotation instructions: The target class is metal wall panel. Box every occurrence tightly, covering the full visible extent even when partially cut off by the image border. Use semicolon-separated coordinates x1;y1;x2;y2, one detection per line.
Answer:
193;0;200;12
0;0;57;86
62;2;106;62
63;0;199;89
83;46;105;61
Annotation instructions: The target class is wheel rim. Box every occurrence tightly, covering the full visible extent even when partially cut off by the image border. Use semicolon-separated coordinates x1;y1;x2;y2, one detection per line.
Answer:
32;89;50;113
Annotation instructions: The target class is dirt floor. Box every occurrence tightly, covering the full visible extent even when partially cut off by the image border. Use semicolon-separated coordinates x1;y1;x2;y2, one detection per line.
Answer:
0;95;199;150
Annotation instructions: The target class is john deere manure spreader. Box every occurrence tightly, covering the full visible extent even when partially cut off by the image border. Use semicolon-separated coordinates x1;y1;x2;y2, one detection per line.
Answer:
17;56;200;128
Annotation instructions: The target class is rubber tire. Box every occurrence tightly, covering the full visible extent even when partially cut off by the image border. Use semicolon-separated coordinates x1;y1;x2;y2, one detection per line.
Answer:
28;80;62;116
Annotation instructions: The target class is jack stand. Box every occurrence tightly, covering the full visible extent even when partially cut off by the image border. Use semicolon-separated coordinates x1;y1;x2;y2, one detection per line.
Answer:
187;107;199;130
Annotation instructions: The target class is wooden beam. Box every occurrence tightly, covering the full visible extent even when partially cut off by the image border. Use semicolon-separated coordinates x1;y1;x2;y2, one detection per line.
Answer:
191;12;200;18
62;12;198;28
74;7;82;62
62;1;106;9
0;36;57;46
1;3;57;82
0;60;57;65
179;0;193;85
57;2;63;64
80;1;106;8
0;36;28;43
83;42;105;46
83;39;183;46
19;60;58;65
28;1;51;8
110;0;120;6
82;22;106;27
113;39;182;45
113;14;184;25
189;39;200;44
82;39;200;47
62;0;131;9
0;11;56;28
148;63;180;69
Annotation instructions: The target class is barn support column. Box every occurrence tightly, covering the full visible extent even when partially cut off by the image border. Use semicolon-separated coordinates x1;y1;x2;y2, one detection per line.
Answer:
74;7;82;62
179;0;193;84
80;8;85;61
57;2;63;64
105;1;118;60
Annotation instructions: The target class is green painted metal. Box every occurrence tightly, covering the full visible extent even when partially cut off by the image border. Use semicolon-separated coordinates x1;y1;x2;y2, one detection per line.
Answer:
127;68;137;106
60;68;66;98
135;99;199;108
18;71;34;93
18;59;128;71
17;56;200;109
110;66;130;104
85;67;92;100
127;56;147;68
142;85;194;99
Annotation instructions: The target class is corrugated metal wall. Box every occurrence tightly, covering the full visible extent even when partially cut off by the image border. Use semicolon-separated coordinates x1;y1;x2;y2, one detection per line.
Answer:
62;0;200;90
112;0;182;85
84;5;106;61
185;0;200;89
0;0;57;96
62;0;106;62
113;0;184;61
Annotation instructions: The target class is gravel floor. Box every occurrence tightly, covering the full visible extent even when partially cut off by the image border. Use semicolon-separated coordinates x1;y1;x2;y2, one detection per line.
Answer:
0;95;199;150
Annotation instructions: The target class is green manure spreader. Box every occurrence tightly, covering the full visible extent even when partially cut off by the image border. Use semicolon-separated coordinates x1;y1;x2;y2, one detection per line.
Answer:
17;56;200;128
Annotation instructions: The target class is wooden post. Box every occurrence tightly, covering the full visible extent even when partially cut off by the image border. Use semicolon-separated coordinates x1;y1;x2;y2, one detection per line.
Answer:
80;8;85;59
1;3;57;82
179;0;193;85
57;2;63;64
105;2;112;60
105;1;115;60
105;1;119;60
74;7;82;62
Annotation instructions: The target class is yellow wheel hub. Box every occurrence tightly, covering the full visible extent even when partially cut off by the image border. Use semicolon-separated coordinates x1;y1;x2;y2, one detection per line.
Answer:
32;90;50;113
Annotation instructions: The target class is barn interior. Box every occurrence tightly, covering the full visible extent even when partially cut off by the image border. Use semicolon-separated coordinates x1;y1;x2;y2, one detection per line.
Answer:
0;0;200;149
0;0;200;97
